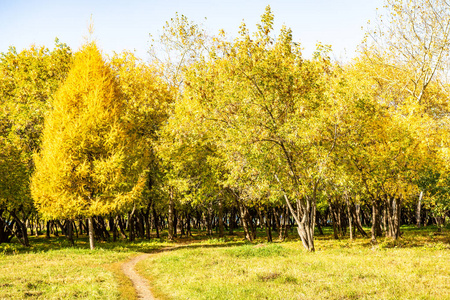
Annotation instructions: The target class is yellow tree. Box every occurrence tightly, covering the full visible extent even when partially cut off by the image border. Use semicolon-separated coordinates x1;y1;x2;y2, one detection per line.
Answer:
175;7;342;251
337;54;439;241
0;40;72;246
109;51;173;240
31;43;144;249
355;0;450;239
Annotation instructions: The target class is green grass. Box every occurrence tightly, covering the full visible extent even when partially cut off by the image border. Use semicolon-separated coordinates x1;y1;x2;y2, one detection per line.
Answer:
0;226;449;299
137;226;450;300
0;236;171;300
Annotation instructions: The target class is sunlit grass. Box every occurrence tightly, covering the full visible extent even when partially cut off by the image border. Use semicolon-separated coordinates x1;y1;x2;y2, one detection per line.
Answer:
0;226;448;299
137;226;450;300
0;236;171;300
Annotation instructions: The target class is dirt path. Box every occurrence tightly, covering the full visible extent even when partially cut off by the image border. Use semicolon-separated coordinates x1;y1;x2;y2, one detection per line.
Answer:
121;244;196;299
122;254;154;300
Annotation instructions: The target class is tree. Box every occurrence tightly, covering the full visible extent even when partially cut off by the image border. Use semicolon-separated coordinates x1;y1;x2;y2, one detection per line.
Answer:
31;42;144;249
169;6;342;251
361;0;450;238
367;0;450;104
0;40;72;246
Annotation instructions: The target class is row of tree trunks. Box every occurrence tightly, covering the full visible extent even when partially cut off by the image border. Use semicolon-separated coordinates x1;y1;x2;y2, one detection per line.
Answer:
1;192;444;248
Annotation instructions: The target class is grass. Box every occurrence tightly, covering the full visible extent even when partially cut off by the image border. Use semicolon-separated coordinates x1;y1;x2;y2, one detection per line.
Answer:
0;236;171;299
137;226;450;300
0;225;448;299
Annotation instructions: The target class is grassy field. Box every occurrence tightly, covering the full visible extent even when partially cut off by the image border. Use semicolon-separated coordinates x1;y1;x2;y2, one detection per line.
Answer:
0;237;170;300
0;226;449;299
137;226;450;300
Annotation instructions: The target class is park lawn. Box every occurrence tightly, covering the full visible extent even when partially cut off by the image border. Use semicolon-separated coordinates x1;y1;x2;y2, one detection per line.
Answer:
0;227;448;300
137;227;450;300
0;236;169;300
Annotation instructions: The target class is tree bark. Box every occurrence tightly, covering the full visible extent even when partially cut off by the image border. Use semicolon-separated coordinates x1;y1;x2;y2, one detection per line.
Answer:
238;202;252;241
10;211;30;247
416;191;423;228
67;220;74;246
352;205;368;237
168;188;174;241
218;199;224;237
280;189;316;251
207;202;213;236
152;204;160;238
346;195;353;240
385;195;401;240
371;201;378;243
88;217;95;250
228;208;234;235
264;208;272;242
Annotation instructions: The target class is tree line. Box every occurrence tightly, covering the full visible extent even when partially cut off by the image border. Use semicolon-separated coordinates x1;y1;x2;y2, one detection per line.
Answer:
0;1;449;251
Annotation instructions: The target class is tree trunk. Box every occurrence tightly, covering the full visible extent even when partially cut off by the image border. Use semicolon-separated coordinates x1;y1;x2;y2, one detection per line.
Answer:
416;191;423;228
346;196;353;241
67;220;74;246
385;195;401;240
10;211;30;247
173;209;178;238
109;216;117;242
186;212;192;236
315;211;324;236
129;212;135;242
257;209;264;230
46;221;51;238
238;203;252;241
228;208;234;235
272;207;281;240
78;220;83;236
88;217;95;250
280;205;288;241
329;201;339;240
371;202;378;243
168;189;174;241
137;211;145;239
152;204;160;238
218;199;224;237
352;205;368;237
248;209;257;240
116;216;127;239
0;210;13;244
143;207;151;240
27;219;33;236
207;202;213;236
264;209;272;242
279;185;316;251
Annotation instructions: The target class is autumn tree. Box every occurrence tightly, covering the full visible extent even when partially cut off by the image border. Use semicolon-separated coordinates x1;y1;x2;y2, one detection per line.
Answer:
359;0;450;238
31;42;144;249
109;51;173;240
0;40;72;245
167;6;344;251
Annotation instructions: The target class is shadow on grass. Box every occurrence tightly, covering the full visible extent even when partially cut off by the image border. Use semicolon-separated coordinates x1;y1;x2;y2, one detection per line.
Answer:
0;229;255;255
1;225;449;255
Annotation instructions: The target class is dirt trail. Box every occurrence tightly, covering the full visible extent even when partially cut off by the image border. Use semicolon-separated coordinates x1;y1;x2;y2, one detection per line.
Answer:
121;244;196;299
121;254;154;300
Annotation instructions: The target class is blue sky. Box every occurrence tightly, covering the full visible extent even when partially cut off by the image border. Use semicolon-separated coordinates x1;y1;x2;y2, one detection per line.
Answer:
0;0;384;60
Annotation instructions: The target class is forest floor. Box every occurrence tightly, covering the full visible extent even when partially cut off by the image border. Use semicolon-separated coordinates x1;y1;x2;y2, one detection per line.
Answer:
0;225;449;299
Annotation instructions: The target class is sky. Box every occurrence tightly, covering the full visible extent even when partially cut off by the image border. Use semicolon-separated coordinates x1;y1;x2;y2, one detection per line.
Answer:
0;0;384;61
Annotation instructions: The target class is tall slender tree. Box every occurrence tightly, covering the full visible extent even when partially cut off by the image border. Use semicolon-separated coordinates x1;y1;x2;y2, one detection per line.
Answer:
31;42;144;249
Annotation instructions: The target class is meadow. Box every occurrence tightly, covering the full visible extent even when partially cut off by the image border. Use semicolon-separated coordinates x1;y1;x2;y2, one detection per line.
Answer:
0;226;449;299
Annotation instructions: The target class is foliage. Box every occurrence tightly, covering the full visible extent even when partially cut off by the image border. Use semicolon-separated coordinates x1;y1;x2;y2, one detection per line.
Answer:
31;42;144;220
0;40;72;212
